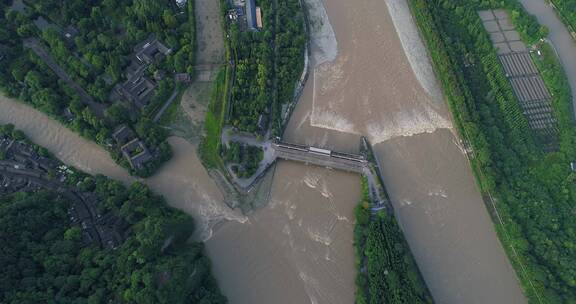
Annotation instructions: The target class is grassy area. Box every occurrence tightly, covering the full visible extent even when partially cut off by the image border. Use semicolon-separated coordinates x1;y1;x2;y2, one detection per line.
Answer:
156;87;189;127
354;178;433;304
157;95;181;126
199;66;230;169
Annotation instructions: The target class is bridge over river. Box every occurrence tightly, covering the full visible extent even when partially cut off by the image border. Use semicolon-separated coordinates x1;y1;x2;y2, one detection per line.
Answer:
272;140;389;211
221;129;389;210
272;141;368;174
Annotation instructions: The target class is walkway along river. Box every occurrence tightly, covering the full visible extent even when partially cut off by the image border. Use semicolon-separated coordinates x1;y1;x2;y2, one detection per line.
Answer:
0;0;534;303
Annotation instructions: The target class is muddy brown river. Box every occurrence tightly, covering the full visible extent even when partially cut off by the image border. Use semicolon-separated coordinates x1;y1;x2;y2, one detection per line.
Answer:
207;0;525;302
0;0;530;303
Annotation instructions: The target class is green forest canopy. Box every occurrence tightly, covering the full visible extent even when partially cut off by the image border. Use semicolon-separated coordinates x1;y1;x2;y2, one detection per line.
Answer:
408;0;576;302
354;181;433;304
0;0;197;176
0;179;226;303
224;0;306;134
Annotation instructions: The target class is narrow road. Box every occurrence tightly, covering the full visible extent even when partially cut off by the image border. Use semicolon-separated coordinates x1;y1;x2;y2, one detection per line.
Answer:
220;127;275;189
152;89;179;122
519;0;576;116
23;38;106;117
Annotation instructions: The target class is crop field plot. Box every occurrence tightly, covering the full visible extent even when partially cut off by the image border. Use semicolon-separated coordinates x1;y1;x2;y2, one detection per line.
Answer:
479;9;557;137
480;10;528;54
499;52;538;76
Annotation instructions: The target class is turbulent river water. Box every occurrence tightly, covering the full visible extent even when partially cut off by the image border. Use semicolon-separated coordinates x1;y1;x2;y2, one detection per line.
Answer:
0;0;552;302
209;0;525;303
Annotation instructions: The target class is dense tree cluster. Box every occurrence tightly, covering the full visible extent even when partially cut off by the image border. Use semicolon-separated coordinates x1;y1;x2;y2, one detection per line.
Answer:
223;141;264;178
0;0;197;177
20;0;194;93
354;181;433;304
271;0;306;134
0;186;226;304
0;129;227;304
228;24;272;132
0;125;226;303
409;0;576;301
224;0;306;134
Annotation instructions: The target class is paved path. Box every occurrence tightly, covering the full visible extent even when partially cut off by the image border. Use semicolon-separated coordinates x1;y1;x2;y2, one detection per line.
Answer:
153;89;179;122
23;38;106;117
221;127;276;189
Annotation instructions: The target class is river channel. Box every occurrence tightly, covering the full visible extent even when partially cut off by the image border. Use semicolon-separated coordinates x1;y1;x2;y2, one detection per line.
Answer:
0;0;545;302
208;0;526;303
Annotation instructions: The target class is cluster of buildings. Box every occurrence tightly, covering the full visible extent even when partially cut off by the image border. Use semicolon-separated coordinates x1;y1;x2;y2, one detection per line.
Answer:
67;191;129;250
0;134;128;249
112;125;153;170
0;137;60;193
228;0;263;31
115;35;172;110
108;36;178;171
11;3;188;173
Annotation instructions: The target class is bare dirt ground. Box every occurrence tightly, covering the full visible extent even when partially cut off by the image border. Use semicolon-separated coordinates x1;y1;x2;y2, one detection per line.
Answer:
195;0;225;64
169;82;213;143
169;0;225;141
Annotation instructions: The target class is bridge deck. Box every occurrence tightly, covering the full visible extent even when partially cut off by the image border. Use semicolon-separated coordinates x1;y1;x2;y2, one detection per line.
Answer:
272;142;368;173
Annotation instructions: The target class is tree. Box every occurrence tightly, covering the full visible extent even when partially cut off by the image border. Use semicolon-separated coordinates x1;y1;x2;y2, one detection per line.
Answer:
163;10;177;28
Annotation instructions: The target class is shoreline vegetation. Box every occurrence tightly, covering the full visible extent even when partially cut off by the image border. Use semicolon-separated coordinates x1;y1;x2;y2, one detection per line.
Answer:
198;0;308;211
0;123;227;303
548;0;576;37
199;67;230;170
0;0;200;177
409;0;576;301
198;0;230;171
353;178;433;304
219;0;306;136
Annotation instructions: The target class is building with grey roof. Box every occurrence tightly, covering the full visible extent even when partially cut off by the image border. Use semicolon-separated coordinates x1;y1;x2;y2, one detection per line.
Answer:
112;125;135;145
117;76;156;109
116;36;172;110
134;35;172;65
246;0;257;30
120;139;153;169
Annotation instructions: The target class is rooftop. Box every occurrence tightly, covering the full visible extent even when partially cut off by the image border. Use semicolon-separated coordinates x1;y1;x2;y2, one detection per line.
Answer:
112;125;135;145
134;35;172;64
256;7;263;29
120;139;153;169
246;0;257;30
